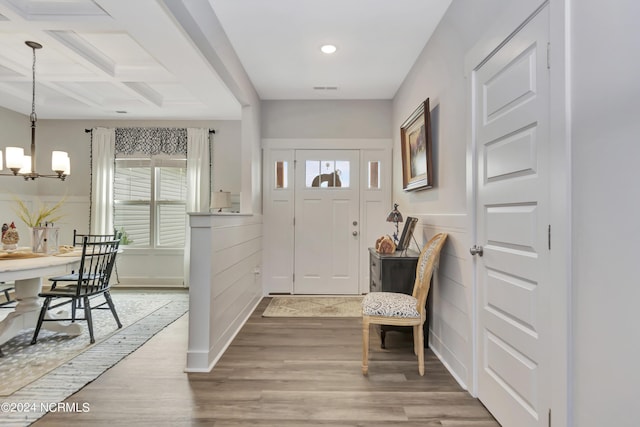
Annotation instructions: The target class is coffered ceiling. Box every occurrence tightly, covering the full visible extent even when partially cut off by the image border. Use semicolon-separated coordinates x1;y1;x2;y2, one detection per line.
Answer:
0;0;451;120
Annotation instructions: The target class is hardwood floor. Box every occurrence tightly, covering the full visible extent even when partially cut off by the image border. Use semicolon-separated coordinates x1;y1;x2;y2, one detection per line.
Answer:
33;298;499;426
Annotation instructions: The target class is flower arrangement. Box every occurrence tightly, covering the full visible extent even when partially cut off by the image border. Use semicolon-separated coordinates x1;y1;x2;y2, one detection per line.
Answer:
13;196;67;227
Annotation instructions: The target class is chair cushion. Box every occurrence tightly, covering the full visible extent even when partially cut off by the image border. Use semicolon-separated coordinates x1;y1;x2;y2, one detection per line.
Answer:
362;292;420;318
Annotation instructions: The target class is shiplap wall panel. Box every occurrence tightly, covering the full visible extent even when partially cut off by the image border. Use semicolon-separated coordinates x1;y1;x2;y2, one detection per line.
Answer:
187;213;263;372
414;214;472;390
213;242;262;298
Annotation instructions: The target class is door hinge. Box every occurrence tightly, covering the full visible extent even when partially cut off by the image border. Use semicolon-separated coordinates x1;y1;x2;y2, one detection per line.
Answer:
548;409;551;427
548;224;551;250
547;42;551;69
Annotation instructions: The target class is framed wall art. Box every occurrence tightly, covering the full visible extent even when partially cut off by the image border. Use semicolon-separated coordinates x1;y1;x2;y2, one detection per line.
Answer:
400;98;433;191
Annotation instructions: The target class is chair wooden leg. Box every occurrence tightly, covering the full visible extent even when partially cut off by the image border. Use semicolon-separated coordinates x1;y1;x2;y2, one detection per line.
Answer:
417;323;425;376
413;325;419;356
104;291;122;328
84;296;95;344
362;317;370;375
31;297;52;345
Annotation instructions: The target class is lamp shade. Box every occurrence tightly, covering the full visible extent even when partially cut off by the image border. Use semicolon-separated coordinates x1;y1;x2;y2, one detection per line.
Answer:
51;151;69;173
19;155;32;174
6;147;24;169
211;190;231;211
386;203;403;223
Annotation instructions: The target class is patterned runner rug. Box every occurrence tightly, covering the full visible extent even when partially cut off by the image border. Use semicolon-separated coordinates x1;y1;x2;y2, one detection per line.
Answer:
0;290;188;397
262;296;363;317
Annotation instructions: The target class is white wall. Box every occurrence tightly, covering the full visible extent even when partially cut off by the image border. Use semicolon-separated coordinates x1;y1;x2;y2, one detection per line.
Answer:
571;2;640;426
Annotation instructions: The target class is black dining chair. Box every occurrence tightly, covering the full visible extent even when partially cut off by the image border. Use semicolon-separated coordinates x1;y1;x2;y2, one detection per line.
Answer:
72;229;121;285
31;236;122;344
0;282;15;308
71;229;119;246
0;282;15;357
49;229;121;320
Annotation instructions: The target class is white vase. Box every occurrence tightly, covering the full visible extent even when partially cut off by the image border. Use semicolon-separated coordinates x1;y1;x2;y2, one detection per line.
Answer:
32;227;59;254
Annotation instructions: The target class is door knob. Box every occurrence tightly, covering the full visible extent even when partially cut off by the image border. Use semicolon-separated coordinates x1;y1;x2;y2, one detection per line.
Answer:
352;231;358;236
469;245;483;256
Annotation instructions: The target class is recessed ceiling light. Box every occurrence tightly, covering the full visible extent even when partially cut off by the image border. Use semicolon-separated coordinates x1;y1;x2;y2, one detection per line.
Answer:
320;44;337;54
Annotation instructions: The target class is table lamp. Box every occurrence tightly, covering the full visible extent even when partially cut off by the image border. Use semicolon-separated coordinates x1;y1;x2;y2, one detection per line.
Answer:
386;203;403;244
211;190;231;212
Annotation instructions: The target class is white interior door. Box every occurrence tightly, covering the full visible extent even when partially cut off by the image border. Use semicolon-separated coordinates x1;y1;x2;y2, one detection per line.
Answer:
294;150;359;294
473;5;551;426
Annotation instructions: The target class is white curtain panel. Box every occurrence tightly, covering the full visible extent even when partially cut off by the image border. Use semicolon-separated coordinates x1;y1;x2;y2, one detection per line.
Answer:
90;127;115;235
186;128;210;213
184;128;210;286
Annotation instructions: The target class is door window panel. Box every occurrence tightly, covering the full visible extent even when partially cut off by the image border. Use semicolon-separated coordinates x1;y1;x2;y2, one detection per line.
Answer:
305;160;350;188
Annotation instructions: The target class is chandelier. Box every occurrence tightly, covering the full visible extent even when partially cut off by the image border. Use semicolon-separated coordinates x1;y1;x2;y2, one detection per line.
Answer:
0;41;70;180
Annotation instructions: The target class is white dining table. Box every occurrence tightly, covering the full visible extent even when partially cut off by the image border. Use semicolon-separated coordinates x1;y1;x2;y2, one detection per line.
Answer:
0;253;83;346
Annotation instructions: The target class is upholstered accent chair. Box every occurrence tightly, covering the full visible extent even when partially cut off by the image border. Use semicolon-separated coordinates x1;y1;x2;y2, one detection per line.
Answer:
361;232;448;376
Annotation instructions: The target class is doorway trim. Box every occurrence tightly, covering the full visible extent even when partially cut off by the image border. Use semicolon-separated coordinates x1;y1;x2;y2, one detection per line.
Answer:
464;0;570;425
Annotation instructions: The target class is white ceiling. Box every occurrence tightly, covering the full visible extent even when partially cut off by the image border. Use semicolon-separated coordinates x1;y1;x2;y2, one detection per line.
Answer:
0;0;451;120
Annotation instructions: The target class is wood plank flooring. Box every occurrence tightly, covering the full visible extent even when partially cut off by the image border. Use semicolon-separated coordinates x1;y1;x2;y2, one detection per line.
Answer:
33;297;499;426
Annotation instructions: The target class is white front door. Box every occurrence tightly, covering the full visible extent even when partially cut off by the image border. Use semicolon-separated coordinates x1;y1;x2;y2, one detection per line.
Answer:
473;5;551;426
294;150;360;294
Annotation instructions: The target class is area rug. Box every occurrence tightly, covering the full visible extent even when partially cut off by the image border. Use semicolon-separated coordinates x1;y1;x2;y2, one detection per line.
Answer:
262;296;363;318
0;290;189;397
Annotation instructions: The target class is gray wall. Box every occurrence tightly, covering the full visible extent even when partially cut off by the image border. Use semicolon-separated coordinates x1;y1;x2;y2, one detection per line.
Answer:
261;100;392;138
0;106;38;197
391;0;513;391
571;2;640;426
393;0;511;214
393;0;640;425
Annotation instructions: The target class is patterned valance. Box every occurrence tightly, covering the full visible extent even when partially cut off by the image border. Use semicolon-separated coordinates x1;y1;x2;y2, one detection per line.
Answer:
114;128;187;156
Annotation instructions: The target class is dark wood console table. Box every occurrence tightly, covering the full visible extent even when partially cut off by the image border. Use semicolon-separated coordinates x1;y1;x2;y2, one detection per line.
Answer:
368;247;429;348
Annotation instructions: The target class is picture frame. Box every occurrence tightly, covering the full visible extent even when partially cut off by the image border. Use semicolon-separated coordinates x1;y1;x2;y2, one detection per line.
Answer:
396;217;418;252
400;98;433;191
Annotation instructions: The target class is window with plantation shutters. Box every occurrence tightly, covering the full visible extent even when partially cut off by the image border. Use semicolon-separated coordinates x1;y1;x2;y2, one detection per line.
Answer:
114;157;187;248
